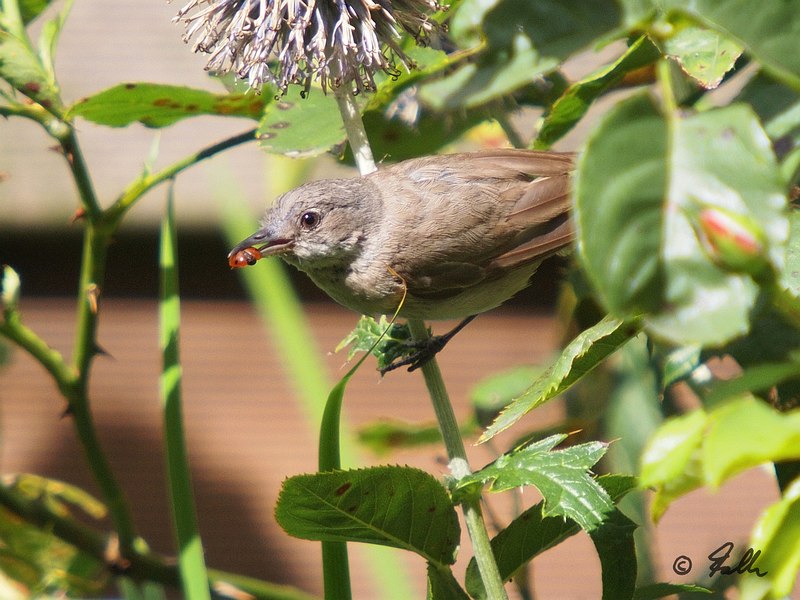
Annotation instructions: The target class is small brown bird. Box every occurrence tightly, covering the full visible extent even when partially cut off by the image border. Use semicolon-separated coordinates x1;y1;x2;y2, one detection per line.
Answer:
229;149;575;368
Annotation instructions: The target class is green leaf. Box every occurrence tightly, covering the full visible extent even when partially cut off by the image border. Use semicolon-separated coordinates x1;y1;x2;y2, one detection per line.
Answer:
426;564;471;600
36;0;70;84
275;466;460;566
480;316;637;442
633;583;713;598
577;93;789;346
783;208;800;297
639;410;706;521
0;476;109;597
659;345;703;389
646;104;787;344
67;83;268;128
258;90;346;156
702;396;800;486
357;419;479;456
641;398;800;520
457;434;614;531
739;477;800;600
661;23;743;89
575;92;668;316
535;36;660;149
705;359;800;406
667;0;800;91
419;0;620;110
18;0;53;23
336;315;421;372
589;508;638;600
356;106;487;164
464;474;637;599
0;29;59;109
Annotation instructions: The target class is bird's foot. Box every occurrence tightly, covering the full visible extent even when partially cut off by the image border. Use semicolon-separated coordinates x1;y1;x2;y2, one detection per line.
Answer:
379;335;450;374
379;316;477;375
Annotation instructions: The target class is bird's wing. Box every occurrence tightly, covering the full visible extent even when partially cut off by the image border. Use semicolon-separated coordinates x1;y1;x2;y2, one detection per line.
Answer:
383;150;576;295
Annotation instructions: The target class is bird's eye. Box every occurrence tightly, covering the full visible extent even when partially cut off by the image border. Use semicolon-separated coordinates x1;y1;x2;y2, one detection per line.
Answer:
300;210;321;230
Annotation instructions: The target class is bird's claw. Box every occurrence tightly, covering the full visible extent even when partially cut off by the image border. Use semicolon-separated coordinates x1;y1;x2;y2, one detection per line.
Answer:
379;335;449;374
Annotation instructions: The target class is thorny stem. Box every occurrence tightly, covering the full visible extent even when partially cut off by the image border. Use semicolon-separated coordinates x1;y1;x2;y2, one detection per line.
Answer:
1;100;258;563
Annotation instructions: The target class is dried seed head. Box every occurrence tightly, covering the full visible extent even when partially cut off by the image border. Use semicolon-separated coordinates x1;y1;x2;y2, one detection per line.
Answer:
174;0;441;94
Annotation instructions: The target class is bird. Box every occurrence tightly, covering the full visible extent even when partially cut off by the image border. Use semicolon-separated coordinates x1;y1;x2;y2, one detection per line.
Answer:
229;149;575;370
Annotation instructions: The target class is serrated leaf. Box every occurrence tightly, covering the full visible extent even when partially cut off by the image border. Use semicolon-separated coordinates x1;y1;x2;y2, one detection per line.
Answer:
739;477;800;600
662;23;743;89
336;316;418;371
470;365;542;427
67;83;268;128
458;434;614;531
535;35;660;149
465;474;637;599
258;90;346;156
275;466;460;566
0;29;59;109
667;0;800;91
481;316;636;442
419;0;620;110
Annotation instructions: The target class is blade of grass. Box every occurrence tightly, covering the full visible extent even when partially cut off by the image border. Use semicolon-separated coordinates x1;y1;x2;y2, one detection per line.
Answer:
159;186;211;600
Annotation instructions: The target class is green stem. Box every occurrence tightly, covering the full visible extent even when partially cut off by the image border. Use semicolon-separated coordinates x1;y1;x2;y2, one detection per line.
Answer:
58;128;103;221
106;128;257;225
59;128;138;553
496;115;526;150
406;319;509;600
0;309;78;403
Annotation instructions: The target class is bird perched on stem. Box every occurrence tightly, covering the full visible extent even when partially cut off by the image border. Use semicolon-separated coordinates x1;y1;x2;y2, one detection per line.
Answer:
229;149;575;370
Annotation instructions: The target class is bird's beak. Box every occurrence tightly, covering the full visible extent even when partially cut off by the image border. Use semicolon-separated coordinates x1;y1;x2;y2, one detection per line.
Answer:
227;230;294;264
